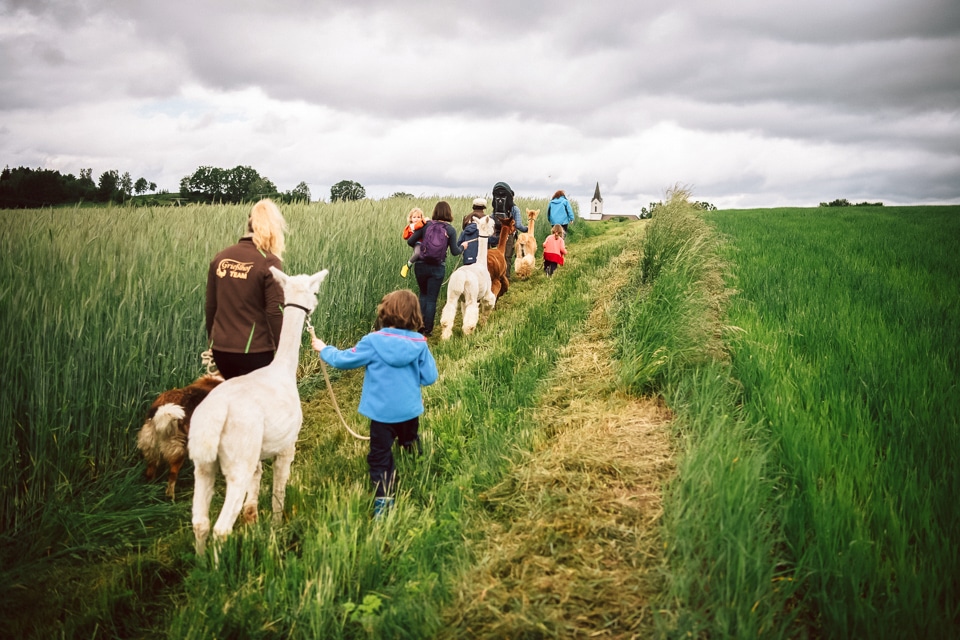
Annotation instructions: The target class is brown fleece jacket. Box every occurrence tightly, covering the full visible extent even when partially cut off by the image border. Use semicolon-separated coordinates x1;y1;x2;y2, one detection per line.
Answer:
205;237;284;354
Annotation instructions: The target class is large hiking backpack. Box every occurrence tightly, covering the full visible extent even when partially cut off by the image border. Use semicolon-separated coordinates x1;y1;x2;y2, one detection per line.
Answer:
491;182;514;218
419;221;449;264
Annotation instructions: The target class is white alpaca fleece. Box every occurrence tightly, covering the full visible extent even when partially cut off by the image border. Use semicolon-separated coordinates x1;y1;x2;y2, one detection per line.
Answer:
189;267;328;554
440;216;497;340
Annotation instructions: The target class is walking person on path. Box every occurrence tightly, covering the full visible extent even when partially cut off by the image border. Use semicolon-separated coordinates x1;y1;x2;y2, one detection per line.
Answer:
205;198;287;379
406;200;464;337
542;224;568;276
547;189;575;234
311;289;437;518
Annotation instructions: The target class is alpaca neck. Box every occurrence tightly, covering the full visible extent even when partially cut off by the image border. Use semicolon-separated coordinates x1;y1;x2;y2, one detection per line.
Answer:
476;234;490;264
270;306;307;376
496;227;511;251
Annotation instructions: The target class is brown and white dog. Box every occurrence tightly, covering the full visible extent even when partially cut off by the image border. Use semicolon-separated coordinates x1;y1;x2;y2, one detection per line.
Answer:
136;373;223;500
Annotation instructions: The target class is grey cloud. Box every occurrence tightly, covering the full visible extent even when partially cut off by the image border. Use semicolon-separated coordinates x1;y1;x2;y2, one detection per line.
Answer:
1;0;958;208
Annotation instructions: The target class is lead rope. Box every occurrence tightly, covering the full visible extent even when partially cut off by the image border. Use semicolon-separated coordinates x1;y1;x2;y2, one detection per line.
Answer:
304;317;370;441
200;348;220;376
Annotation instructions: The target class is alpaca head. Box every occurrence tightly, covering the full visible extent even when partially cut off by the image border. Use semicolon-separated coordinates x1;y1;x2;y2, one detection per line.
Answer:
477;215;496;238
269;267;329;313
527;209;539;221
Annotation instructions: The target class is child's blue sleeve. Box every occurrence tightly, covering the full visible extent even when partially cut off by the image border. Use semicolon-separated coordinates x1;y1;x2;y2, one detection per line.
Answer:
420;349;438;386
320;340;372;370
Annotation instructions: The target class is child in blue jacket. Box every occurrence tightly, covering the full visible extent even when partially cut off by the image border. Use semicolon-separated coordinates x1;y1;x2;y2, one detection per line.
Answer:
311;289;438;517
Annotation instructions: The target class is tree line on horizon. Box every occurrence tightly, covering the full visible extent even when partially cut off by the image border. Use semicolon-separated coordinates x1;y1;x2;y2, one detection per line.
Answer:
0;165;158;208
0;163;375;209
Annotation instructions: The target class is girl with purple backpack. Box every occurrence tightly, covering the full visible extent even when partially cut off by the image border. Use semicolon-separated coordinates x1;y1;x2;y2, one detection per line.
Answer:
405;201;463;337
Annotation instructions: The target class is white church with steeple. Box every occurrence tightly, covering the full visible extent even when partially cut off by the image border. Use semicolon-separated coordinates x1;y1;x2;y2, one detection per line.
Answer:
586;182;603;220
584;182;639;221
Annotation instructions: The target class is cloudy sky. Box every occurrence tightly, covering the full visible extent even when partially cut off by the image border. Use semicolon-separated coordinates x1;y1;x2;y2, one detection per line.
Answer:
2;0;959;213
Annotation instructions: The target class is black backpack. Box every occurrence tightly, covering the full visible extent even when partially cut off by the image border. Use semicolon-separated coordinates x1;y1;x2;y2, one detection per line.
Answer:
491;182;514;218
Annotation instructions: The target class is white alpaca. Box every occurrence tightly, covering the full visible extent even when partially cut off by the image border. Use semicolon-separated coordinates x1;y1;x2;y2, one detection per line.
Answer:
440;215;497;340
188;266;328;554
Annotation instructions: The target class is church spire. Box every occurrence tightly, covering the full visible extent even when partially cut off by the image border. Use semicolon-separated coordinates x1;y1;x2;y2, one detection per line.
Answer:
593;182;602;202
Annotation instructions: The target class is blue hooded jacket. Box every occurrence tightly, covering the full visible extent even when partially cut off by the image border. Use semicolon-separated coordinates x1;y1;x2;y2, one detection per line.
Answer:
547;196;575;226
458;221;480;265
319;328;438;423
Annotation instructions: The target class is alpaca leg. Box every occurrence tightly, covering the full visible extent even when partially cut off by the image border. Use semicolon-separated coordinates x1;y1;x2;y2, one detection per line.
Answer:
212;477;250;542
463;301;480;335
191;460;218;554
242;461;263;524
271;448;296;525
482;291;497;319
439;298;457;340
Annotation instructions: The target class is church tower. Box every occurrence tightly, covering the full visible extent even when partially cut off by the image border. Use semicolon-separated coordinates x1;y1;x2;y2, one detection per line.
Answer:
589;182;603;220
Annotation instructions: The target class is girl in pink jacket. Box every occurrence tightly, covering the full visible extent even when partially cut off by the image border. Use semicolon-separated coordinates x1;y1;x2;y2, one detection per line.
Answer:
542;224;567;276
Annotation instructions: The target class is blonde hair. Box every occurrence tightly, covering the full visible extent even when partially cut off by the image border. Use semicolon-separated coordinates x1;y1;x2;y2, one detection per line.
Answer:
552;224;564;237
407;207;424;224
248;198;287;259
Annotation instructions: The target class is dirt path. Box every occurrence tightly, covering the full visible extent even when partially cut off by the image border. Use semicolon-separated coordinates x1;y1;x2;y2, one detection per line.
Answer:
440;240;676;638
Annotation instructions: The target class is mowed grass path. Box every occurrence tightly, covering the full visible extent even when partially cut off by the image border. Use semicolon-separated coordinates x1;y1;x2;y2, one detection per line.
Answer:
437;238;674;637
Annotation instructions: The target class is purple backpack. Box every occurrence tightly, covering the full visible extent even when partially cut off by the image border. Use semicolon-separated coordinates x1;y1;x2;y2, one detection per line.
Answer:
419;221;449;264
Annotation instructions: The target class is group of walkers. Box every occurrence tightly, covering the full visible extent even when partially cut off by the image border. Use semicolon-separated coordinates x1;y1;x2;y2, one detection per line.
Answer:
403;182;574;336
202;182;575;518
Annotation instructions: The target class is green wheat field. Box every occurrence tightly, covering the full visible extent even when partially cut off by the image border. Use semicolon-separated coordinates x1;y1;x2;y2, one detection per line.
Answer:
0;197;957;637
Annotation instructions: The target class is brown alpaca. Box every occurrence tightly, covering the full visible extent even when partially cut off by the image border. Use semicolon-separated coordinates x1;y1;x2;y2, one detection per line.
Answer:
136;373;223;499
487;217;515;298
513;209;539;280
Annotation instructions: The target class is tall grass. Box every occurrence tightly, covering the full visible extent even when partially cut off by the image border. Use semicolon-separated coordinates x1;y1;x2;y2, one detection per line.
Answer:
0;196;552;535
0;195;572;636
614;190;790;636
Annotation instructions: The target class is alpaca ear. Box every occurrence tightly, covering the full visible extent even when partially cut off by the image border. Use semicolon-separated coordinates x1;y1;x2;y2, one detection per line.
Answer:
309;269;329;291
269;266;288;285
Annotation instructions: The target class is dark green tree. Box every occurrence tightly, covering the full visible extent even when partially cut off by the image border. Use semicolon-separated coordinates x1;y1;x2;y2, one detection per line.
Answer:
330;179;365;202
134;177;149;195
120;172;133;200
98;170;120;202
286;181;311;202
180;165;278;203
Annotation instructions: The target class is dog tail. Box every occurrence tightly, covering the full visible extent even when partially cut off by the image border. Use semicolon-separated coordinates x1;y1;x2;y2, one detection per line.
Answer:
187;393;228;466
153;403;186;438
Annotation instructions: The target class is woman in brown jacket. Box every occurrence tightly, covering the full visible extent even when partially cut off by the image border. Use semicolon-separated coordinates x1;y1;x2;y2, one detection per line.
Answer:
205;198;287;379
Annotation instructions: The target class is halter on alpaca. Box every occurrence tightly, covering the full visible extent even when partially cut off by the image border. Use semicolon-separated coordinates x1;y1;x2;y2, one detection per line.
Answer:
188;266;328;554
440;215;497;340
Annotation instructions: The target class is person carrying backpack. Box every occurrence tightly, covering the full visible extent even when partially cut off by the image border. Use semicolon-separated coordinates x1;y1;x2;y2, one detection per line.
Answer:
406;201;464;337
489;181;528;276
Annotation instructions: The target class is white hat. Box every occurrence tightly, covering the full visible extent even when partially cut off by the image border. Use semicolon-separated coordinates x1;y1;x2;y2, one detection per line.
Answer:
472;197;487;208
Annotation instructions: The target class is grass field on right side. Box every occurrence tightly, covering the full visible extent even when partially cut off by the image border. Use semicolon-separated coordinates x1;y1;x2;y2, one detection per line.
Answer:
656;204;959;637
